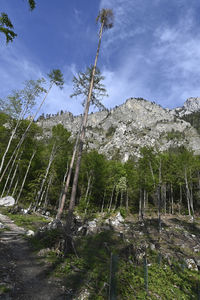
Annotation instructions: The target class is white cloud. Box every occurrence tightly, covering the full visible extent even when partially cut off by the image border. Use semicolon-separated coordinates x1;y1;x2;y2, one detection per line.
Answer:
0;43;84;116
98;1;200;109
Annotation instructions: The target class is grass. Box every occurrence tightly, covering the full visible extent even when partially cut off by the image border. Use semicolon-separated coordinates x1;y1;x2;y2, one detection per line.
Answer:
33;229;200;299
2;210;49;231
1;207;200;299
0;284;11;295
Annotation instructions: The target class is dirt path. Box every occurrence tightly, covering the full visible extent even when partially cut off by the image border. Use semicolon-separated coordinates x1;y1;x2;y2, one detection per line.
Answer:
0;213;67;300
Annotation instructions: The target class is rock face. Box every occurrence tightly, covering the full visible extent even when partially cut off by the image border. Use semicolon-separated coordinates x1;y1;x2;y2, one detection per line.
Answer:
37;97;200;160
174;97;200;117
0;196;15;207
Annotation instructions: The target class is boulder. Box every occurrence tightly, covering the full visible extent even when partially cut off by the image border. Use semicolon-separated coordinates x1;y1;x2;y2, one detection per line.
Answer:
0;196;15;207
110;212;124;228
87;219;98;234
39;219;63;232
26;230;35;236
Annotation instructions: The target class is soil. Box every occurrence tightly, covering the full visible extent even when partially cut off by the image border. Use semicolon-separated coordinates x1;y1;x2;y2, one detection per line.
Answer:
0;213;67;300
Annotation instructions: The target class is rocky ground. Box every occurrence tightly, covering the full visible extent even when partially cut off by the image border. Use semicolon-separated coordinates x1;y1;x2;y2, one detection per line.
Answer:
0;211;200;299
0;213;66;300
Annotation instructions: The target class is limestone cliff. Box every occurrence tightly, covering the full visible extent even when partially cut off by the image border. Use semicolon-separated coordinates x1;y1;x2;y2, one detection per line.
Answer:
37;97;200;161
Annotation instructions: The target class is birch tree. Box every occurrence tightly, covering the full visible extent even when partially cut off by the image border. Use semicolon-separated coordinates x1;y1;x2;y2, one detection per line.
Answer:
16;150;36;204
0;69;64;184
0;79;45;175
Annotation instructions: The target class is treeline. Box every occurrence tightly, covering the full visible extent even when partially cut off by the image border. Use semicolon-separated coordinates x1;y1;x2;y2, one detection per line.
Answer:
1;112;200;218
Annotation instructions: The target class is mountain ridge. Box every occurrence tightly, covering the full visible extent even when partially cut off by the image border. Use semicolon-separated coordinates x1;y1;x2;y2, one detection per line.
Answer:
37;97;200;160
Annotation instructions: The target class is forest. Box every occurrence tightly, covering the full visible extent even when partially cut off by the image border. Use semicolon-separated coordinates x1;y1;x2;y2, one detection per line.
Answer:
1;2;200;299
1;107;200;219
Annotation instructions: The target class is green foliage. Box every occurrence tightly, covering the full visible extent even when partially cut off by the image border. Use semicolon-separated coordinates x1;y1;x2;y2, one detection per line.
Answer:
28;0;36;10
118;256;200;299
96;9;114;30
48;69;64;88
0;78;46;119
70;66;108;110
166;129;184;141
0;1;36;43
0;12;17;43
182;111;200;135
4;212;49;231
29;228;63;251
106;126;116;137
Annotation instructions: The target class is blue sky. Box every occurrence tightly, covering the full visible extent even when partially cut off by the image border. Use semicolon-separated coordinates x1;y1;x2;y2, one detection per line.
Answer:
1;0;200;116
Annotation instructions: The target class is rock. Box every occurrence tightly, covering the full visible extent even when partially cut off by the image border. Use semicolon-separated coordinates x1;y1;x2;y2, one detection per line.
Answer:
150;243;156;251
77;288;90;300
194;245;200;253
0;222;5;229
109;212;124;228
37;248;51;257
37;97;200;160
39;219;63;232
196;260;200;271
48;219;63;230
87;219;98;234
45;211;50;216
0;196;15;207
21;208;29;214
185;258;198;271
26;230;35;236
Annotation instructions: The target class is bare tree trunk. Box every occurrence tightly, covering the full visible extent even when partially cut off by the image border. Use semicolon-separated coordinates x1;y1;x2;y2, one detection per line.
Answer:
56;162;69;211
0;129;18;175
184;168;191;216
0;98;31;175
84;190;92;217
139;188;143;221
108;185;115;212
43;173;53;208
113;190;119;211
7;160;19;196
143;189;146;217
120;190;123;208
39;187;47;207
163;183;167;215
190;183;194;216
16;150;36;204
157;185;161;232
1;148;21;197
101;190;106;213
84;174;92;215
34;142;56;211
56;130;81;219
0;84;53;183
158;158;162;232
64;21;105;252
149;161;156;189
179;184;182;215
126;189;129;211
170;183;174;215
12;178;19;197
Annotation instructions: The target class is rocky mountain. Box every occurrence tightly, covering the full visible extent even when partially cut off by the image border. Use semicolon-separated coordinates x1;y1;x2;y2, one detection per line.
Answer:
173;97;200;117
37;97;200;161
